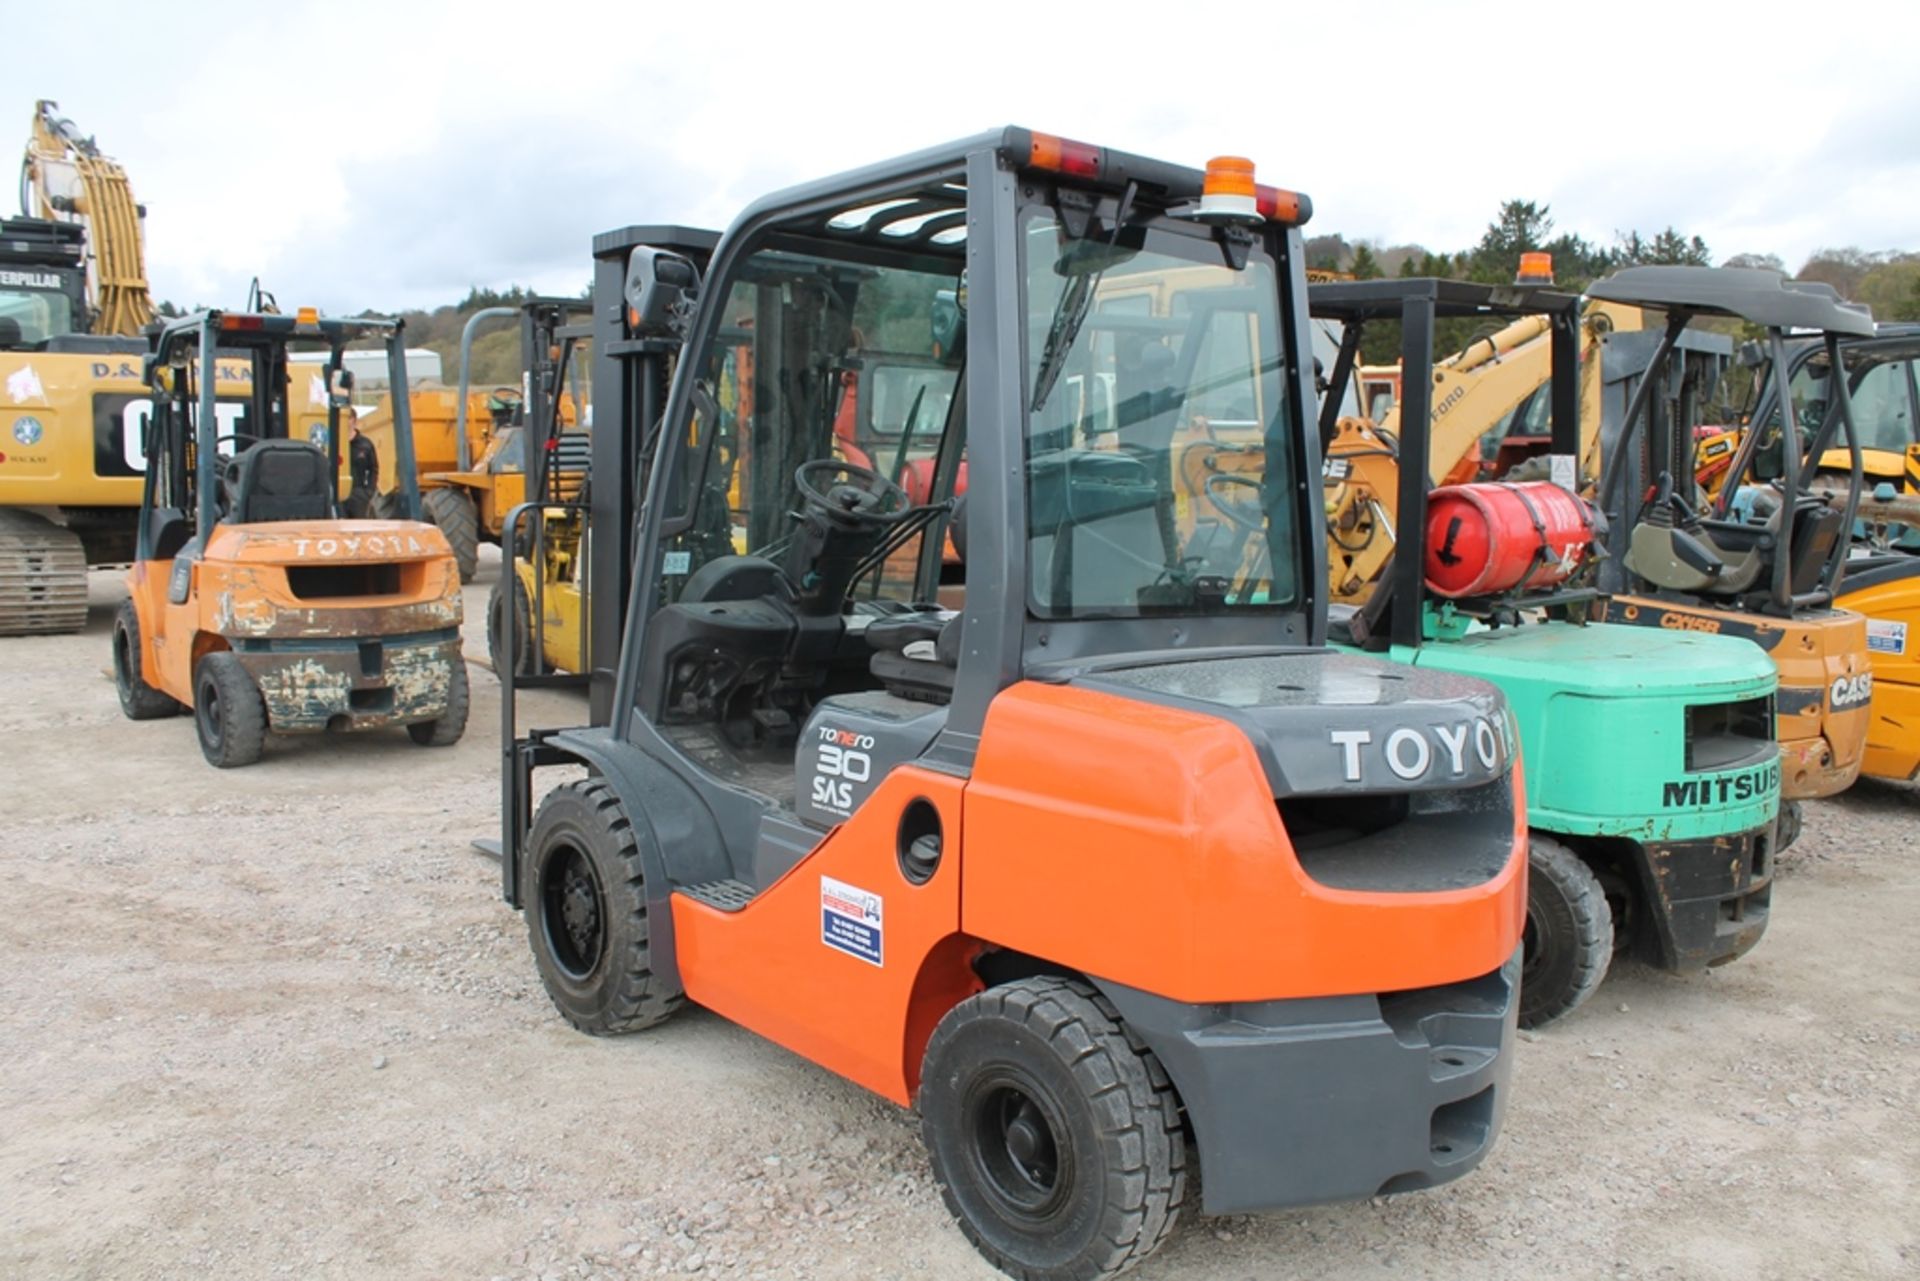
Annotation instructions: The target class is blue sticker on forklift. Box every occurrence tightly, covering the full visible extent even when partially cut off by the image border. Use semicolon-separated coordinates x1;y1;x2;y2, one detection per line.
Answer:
821;876;883;966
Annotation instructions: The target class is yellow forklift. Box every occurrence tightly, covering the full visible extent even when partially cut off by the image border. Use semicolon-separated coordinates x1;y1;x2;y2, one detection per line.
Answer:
1590;266;1874;799
489;229;720;706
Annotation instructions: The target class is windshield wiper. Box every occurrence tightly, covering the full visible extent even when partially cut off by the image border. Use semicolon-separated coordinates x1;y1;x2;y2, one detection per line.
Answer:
1030;271;1099;415
1030;182;1140;415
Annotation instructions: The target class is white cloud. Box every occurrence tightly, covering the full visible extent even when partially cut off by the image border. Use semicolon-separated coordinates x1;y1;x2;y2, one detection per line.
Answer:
19;0;1920;312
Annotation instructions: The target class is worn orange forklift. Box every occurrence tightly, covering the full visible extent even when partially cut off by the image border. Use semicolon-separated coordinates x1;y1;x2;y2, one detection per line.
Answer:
499;131;1528;1279
1589;267;1874;799
113;309;466;767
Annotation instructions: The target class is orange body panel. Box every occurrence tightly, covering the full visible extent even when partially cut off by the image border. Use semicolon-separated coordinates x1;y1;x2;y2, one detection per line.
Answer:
962;683;1527;1005
1837;572;1920;782
127;520;459;701
671;766;976;1107
1603;597;1870;798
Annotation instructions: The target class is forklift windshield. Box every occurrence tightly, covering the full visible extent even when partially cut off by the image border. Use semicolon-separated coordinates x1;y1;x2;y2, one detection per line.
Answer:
1021;214;1296;618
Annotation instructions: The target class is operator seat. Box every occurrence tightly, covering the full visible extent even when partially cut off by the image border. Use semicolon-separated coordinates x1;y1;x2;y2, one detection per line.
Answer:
867;494;966;704
0;316;23;347
221;440;334;524
1625;477;1840;600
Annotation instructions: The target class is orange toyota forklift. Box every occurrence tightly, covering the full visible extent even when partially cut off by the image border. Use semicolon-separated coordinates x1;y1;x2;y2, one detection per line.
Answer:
114;309;465;766
500;132;1528;1280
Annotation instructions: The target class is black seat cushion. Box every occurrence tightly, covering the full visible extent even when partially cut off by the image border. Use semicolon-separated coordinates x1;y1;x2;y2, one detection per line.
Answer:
865;613;949;654
222;441;333;524
868;612;962;703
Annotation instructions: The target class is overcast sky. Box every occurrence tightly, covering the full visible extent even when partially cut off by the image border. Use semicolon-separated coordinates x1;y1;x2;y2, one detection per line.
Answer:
15;0;1918;313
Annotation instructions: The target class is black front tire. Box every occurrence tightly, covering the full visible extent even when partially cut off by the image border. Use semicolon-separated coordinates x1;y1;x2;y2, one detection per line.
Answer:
919;977;1188;1281
406;661;470;746
421;487;480;583
487;575;534;677
1519;835;1613;1028
194;651;267;768
113;601;183;720
524;780;681;1035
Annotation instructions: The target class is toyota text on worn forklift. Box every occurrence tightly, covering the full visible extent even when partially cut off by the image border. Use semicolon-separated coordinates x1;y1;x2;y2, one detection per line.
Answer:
497;131;1529;1280
1311;278;1784;1027
113;309;467;767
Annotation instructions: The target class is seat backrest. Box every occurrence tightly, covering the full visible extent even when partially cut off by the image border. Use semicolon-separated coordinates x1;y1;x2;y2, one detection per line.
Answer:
223;440;334;524
0;316;22;346
1786;500;1842;597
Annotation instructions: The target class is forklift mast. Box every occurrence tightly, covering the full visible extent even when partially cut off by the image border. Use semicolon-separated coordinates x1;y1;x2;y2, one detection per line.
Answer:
584;226;721;723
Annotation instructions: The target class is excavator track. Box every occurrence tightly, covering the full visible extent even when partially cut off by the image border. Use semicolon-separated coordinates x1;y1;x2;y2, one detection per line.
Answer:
0;509;89;635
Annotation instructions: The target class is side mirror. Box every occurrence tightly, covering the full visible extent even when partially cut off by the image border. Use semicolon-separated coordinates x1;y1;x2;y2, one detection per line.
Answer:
624;246;701;339
328;367;355;407
931;290;965;363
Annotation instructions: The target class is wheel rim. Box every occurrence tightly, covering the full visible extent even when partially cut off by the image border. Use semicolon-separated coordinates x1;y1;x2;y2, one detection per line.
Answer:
963;1070;1072;1224
113;626;132;693
1522;890;1566;990
198;674;223;749
539;843;604;980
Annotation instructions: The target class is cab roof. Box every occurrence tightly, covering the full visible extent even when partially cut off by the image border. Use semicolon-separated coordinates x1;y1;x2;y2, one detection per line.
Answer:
1587;265;1874;336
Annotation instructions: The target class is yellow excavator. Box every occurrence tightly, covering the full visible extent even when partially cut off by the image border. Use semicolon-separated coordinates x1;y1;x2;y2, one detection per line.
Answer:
0;101;312;635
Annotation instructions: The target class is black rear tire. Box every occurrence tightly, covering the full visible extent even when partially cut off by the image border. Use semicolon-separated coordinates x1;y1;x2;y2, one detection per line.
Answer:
524;780;681;1035
421;487;480;583
113;601;183;720
406;661;469;746
194;651;267;768
919;977;1188;1281
487;574;534;677
1519;835;1613;1028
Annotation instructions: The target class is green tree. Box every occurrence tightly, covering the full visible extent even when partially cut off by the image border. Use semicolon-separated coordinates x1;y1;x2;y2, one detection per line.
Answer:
1350;243;1382;280
1615;227;1712;267
1466;199;1554;283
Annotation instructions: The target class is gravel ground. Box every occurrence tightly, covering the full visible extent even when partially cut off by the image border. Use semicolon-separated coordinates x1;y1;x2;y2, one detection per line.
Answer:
3;553;1917;1280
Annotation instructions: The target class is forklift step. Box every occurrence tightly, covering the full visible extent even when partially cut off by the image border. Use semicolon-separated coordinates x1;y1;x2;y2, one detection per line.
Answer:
680;879;756;912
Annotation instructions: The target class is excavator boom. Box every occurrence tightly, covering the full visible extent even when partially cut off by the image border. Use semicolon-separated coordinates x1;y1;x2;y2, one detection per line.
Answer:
21;99;153;335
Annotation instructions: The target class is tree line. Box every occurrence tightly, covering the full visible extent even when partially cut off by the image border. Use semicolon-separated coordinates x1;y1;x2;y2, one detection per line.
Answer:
1308;198;1920;322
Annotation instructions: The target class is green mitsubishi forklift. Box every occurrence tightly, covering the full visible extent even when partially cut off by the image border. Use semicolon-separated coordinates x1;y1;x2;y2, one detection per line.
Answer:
1310;278;1786;1026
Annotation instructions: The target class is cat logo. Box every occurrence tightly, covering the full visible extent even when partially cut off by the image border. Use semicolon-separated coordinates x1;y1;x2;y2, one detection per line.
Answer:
1829;671;1873;711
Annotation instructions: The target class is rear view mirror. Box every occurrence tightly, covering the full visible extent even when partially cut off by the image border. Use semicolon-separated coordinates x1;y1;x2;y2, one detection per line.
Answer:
328;367;355;408
625;247;701;339
931;290;965;363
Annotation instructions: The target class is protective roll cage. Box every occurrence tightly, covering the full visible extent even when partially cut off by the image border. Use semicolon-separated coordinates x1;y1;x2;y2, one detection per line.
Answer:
1589;266;1874;615
502;128;1325;895
140;310;422;551
1310;278;1587;650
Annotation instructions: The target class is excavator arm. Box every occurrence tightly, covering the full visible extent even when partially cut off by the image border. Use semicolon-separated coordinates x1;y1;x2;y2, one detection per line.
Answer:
20;100;153;335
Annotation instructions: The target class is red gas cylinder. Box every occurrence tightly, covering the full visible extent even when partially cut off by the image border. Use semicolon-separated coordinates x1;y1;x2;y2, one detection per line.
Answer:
1424;481;1598;598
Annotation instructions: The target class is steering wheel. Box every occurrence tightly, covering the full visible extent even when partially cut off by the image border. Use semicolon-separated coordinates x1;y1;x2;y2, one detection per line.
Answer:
1204;472;1267;532
794;459;913;528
